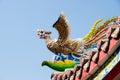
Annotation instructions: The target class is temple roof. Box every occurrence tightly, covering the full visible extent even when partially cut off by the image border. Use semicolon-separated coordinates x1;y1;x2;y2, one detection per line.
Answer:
51;25;120;80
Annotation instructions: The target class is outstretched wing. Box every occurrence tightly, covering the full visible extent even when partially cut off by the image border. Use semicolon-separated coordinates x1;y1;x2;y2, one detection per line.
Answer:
53;12;70;44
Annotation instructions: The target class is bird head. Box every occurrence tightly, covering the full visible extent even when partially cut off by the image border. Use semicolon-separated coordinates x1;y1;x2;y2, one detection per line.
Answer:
37;29;51;39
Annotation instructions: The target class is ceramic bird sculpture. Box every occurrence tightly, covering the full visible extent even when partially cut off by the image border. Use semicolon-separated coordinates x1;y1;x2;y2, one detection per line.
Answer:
37;13;119;71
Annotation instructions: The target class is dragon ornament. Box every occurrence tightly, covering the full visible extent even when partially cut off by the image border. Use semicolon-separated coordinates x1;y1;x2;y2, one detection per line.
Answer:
37;12;120;71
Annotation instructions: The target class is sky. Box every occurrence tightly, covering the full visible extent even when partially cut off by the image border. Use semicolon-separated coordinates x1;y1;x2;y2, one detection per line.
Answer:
0;0;120;80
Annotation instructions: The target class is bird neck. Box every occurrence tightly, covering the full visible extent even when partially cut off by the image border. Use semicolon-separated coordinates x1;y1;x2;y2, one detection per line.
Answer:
45;36;52;44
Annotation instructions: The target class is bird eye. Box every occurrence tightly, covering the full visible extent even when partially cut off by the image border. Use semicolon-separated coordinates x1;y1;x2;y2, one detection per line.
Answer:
41;31;44;34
